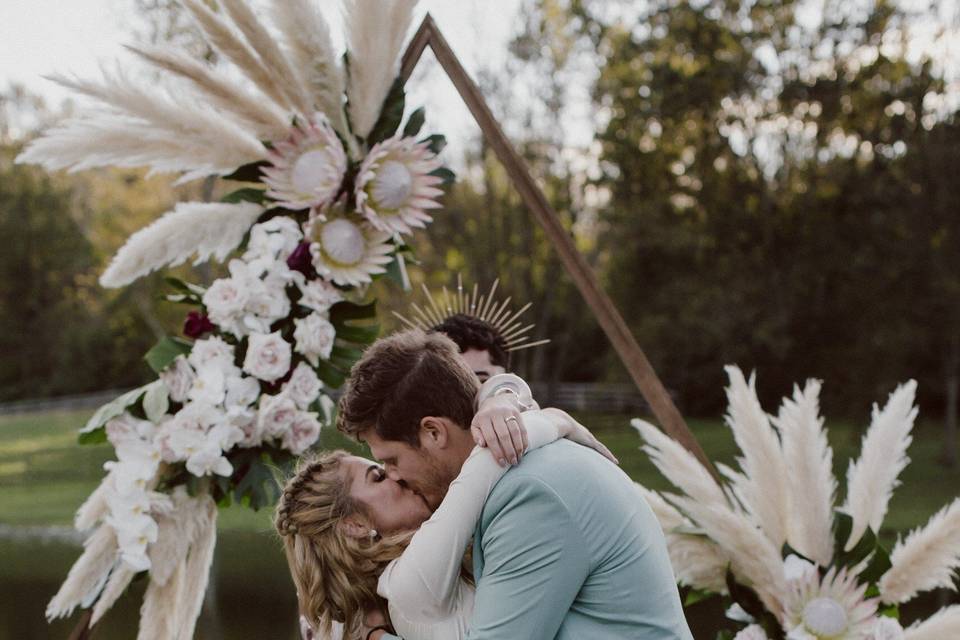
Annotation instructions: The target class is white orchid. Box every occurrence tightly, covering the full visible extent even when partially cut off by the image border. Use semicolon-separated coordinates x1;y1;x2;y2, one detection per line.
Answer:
187;366;227;406
159;355;196;403
225;375;261;408
244;217;303;262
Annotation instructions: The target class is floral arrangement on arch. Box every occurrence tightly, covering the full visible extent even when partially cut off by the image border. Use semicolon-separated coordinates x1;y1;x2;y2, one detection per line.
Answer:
18;0;452;637
633;366;960;640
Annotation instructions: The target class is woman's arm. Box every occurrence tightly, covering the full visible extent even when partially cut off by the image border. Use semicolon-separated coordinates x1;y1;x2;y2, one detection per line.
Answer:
376;411;562;623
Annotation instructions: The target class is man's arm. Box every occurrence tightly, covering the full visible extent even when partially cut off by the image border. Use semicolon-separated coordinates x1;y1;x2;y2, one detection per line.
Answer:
467;473;589;640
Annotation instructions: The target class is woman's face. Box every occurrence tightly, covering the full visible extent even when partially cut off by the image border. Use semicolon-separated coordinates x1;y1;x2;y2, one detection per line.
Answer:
342;455;433;534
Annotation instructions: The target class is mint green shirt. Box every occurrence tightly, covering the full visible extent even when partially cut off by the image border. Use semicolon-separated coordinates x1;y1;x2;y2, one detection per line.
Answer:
467;439;693;639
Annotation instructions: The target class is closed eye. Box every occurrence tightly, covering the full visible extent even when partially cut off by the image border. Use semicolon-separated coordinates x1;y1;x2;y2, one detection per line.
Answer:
366;465;385;483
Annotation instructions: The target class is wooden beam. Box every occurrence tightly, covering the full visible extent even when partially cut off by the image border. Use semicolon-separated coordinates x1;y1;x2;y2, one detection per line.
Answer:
404;14;714;471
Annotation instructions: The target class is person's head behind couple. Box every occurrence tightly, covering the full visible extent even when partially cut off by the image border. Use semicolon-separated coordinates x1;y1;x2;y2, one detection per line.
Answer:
275;329;486;635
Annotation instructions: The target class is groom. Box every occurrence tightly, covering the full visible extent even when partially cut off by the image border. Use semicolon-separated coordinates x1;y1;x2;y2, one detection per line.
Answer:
338;330;692;639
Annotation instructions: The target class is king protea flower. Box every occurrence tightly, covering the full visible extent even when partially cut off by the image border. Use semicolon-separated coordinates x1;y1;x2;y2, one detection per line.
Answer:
262;114;347;213
354;136;443;235
782;561;879;639
304;200;393;287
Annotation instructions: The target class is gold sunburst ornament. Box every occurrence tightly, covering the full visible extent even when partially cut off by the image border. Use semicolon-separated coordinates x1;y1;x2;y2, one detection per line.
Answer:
392;275;551;353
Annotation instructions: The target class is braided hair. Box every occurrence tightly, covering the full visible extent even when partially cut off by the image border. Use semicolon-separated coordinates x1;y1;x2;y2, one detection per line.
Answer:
275;450;413;639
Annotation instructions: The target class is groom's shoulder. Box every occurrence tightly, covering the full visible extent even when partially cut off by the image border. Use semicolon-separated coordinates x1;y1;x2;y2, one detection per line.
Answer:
491;439;627;504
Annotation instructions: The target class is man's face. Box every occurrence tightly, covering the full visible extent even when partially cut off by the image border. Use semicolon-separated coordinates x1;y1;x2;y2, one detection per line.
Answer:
360;428;454;511
460;348;505;383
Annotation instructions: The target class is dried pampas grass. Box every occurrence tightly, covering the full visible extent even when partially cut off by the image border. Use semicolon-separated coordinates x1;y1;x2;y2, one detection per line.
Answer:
772;379;836;566
345;0;417;138
722;366;789;550
879;498;960;603
904;605;960;640
125;43;289;140
637;485;728;594
842;381;917;551
632;419;728;509
181;0;294;112
91;565;138;625
99;201;264;288
218;0;312;115
269;0;348;136
46;525;118;620
669;495;786;620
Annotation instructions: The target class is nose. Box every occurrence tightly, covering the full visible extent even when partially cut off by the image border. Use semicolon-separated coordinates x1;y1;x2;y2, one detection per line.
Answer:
385;466;403;484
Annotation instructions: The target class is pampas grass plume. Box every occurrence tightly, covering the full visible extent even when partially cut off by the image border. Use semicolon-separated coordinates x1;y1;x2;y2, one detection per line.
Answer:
879;498;960;603
842;380;917;551
46;525;118;620
99;201;264;288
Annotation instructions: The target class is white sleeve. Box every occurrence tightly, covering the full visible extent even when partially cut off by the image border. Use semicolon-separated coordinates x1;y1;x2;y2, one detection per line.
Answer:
475;373;539;411
376;411;560;622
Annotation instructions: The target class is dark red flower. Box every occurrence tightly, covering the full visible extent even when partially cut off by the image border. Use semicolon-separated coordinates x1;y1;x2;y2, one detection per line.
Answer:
183;311;215;338
287;241;316;278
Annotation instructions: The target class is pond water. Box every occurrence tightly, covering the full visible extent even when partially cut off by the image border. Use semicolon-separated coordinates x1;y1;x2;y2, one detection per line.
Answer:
1;532;955;639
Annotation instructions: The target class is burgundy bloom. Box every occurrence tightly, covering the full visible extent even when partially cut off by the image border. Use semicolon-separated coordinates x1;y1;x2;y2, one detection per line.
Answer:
183;311;215;338
287;241;317;278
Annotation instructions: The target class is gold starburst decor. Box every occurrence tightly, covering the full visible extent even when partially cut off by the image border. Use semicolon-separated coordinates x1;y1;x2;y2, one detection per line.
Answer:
634;366;960;640
392;275;551;353
17;1;456;637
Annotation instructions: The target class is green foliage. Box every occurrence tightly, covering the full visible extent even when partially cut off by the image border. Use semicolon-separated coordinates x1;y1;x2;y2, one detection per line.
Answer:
143;336;193;373
403;107;426;137
220;187;267;205
367;76;405;145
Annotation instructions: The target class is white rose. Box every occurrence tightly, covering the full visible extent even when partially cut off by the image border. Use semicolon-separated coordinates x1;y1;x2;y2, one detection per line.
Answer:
203;277;249;326
282;411;321;455
225;375;261;408
298;279;342;313
243;331;292;382
258;393;299;439
284;362;322;409
293;313;336;367
245;217;303;261
188;336;237;375
245;281;291;325
187;366;227;406
160;355;196;403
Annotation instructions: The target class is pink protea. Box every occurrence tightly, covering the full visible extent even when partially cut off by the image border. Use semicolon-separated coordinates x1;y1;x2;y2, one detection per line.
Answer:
354;136;443;235
781;564;879;639
303;199;393;288
262;114;347;213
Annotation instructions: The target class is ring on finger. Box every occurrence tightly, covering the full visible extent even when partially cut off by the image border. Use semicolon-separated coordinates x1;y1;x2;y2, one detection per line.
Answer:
505;416;519;424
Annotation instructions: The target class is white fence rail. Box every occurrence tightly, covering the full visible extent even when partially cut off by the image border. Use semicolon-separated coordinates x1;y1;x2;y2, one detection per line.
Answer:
0;383;651;417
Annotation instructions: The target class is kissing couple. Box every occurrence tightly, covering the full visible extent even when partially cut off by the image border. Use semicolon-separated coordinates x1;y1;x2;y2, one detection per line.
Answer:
276;328;693;639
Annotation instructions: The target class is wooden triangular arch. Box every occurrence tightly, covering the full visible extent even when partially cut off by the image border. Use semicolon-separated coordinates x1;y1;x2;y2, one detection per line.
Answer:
402;14;712;469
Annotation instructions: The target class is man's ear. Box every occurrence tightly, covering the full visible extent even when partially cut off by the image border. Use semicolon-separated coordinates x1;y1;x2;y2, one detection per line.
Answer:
339;514;372;540
419;416;450;449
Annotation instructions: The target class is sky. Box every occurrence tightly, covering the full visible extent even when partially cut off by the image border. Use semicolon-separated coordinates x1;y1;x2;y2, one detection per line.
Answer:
0;0;529;155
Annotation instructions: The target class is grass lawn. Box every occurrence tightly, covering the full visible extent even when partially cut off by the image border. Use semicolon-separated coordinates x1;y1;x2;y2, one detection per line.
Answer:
0;408;957;539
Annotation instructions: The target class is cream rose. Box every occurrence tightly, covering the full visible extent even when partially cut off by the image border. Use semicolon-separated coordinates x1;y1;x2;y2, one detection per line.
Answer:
282;411;321;455
293;313;336;367
242;331;292;382
284;362;322;409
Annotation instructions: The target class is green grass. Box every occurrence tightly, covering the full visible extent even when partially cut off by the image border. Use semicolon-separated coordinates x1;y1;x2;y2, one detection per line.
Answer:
1;408;957;538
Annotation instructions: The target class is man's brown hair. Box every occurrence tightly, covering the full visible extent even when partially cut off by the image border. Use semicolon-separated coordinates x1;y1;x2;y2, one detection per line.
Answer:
337;329;480;446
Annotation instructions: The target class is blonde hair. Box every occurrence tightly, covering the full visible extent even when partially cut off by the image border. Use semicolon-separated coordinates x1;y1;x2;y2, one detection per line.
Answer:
275;450;413;639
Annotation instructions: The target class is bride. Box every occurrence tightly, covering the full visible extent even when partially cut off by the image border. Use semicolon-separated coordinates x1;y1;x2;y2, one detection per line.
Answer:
275;375;616;640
